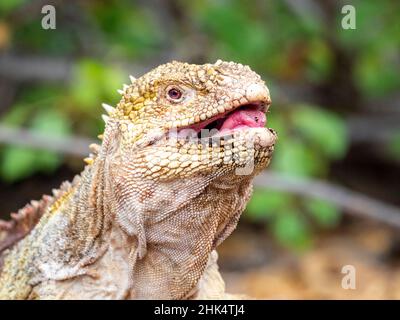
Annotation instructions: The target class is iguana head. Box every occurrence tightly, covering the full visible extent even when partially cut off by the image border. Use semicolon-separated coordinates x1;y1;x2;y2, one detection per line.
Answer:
94;61;278;299
0;61;277;300
103;60;277;180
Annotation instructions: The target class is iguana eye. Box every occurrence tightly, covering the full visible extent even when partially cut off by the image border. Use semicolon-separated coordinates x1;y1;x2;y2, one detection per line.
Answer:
167;87;183;101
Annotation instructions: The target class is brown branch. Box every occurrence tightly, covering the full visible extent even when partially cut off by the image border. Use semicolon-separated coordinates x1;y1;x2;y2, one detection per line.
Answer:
0;54;156;83
0;54;72;83
0;125;94;157
254;172;400;228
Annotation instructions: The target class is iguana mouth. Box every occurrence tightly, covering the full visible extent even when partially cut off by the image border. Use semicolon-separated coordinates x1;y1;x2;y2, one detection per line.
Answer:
199;102;267;134
175;100;270;140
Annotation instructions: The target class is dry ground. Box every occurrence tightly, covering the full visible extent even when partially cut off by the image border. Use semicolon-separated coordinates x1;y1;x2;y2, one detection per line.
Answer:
219;220;400;299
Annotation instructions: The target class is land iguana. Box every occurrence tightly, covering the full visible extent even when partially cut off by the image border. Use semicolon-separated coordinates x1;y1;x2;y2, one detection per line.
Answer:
0;60;277;299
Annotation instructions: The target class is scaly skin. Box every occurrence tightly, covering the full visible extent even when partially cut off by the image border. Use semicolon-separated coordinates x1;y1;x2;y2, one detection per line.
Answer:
0;60;277;299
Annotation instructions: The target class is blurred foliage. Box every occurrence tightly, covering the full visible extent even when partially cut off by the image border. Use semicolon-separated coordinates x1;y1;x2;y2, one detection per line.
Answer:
0;0;398;250
0;0;28;15
70;60;124;113
388;133;400;160
271;104;348;177
1;106;72;182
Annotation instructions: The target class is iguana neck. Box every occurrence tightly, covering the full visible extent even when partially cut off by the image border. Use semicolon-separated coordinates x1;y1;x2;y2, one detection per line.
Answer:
1;150;253;300
57;160;253;299
118;174;254;299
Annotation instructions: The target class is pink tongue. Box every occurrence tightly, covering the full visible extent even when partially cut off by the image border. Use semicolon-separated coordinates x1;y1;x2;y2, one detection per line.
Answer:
220;109;266;132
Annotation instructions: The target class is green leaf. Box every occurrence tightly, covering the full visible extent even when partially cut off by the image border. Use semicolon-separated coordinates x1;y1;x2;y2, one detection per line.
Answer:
387;132;400;159
90;2;162;57
0;146;37;182
71;60;104;109
34;150;62;173
272;211;312;251
272;140;324;176
0;0;27;15
306;39;333;83
0;104;32;126
71;59;122;112
31;109;71;136
198;2;270;62
305;198;341;228
0;109;71;182
355;49;400;97
30;110;71;172
101;67;125;101
246;190;291;219
292;105;348;159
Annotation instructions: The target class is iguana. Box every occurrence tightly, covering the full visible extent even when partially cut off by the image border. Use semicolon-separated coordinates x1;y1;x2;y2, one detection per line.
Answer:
0;60;276;299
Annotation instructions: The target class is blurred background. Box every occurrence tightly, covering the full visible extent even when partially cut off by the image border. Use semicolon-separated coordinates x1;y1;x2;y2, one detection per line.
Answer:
0;0;399;298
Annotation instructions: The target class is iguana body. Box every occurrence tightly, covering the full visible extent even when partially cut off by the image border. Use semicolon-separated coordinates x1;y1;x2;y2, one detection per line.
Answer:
0;60;276;299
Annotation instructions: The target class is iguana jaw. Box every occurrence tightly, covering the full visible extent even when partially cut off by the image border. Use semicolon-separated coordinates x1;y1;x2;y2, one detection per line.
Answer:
174;100;269;139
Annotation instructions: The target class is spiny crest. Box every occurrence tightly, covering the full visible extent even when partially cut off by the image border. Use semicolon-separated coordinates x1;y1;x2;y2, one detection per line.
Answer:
111;61;217;122
100;60;264;126
103;73;141;122
0;179;75;266
83;143;101;165
102;72;136;122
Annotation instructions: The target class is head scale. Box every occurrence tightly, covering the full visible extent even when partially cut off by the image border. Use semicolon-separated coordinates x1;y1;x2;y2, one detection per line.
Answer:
101;60;276;181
